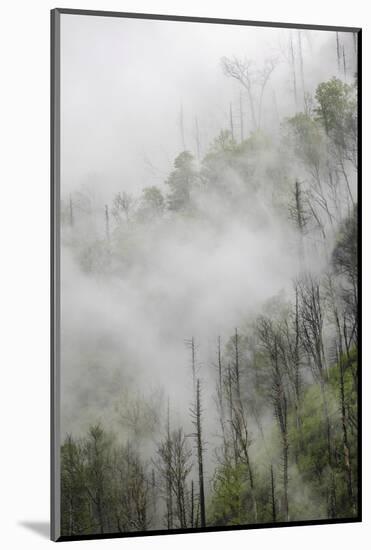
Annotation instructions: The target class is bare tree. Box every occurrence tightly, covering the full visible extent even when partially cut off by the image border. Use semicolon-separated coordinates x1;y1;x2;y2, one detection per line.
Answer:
84;425;113;534
289;32;298;109
336;344;356;513
185;337;197;393
104;204;110;242
336;33;341;73
222;56;277;131
222;57;257;130
153;402;174;529
190;379;206;528
277;289;303;444
297;31;306;106
194;117;201;161
112;443;149;532
270;465;277;522
257;318;289;521
289;179;309;262
229;102;235;141
257;58;277;128
214;336;226;451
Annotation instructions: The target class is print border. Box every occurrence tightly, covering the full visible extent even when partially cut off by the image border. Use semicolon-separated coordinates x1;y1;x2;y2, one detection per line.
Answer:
51;8;362;542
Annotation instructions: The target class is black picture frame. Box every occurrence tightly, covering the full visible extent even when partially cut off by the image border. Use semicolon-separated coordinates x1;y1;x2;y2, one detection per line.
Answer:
51;8;362;542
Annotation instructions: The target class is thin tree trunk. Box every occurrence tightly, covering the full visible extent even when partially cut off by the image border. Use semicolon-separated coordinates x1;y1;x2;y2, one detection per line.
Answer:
338;346;356;513
194;379;206;528
289;32;298;110
270;465;277;522
229;103;234;141
239;92;244;142
105;204;110;242
195;117;201;161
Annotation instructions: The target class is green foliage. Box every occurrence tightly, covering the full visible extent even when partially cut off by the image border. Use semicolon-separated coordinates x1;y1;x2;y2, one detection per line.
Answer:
137;186;165;223
239;129;272;155
289;353;358;519
332;205;358;281
210;462;249;526
61;435;91;535
61;425;150;536
284;112;323;169
206;129;239;157
315;78;356;143
166;151;197;212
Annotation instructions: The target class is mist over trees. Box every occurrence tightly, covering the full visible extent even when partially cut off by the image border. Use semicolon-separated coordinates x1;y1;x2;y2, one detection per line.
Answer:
59;22;358;536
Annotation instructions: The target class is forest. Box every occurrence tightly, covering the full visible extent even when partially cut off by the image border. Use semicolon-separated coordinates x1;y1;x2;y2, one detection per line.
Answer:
59;25;359;537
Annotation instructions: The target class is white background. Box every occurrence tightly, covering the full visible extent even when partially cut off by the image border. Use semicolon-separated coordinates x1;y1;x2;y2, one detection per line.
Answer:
0;0;369;548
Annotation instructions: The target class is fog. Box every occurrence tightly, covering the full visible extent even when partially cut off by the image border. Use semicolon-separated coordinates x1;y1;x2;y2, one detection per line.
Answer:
61;16;354;197
58;13;358;531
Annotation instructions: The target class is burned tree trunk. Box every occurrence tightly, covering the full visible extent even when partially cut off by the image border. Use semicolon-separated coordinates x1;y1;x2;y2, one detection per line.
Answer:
191;379;206;528
337;345;356;514
234;328;242;405
258;319;289;521
270;465;277;522
165;403;174;529
289;32;298;110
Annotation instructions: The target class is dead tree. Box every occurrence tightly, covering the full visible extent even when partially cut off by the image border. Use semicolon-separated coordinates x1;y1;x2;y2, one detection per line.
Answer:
234;328;242;404
336;33;341;74
257;58;277;128
84;425;112;534
272;339;289;522
170;429;193;528
298;275;331;446
185;337;197;393
214;336;226;450
104;204;110;242
289;179;309;263
189;480;195;527
230;401;258;521
194;117;201;161
226;363;238;465
336;344;356;514
289;32;298;110
277;289;303;451
229;102;235;141
342;45;347;80
222;56;276;131
297;31;306;106
298;274;337;516
270;465;277;522
190;379;206;528
222;57;257;130
224;329;258;521
154;402;174;529
257;318;289;521
239;92;244;142
119;445;149;532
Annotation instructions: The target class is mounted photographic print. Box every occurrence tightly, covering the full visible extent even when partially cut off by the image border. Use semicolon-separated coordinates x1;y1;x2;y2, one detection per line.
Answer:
51;9;361;542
